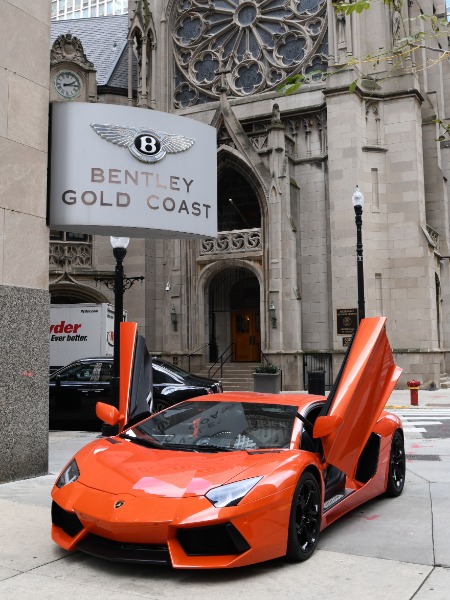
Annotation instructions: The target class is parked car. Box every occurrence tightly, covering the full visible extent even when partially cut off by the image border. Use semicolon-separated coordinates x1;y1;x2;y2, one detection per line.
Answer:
49;356;222;430
51;317;405;568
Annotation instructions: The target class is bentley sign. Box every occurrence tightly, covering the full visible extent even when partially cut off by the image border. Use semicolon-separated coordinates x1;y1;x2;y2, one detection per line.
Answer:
48;103;217;238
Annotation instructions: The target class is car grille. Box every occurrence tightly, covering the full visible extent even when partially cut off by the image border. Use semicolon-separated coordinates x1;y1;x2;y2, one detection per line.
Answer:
177;523;250;556
77;534;170;564
51;501;84;538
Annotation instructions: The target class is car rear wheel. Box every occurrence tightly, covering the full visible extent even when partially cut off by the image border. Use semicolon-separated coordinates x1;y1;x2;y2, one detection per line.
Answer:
286;472;321;562
385;430;406;497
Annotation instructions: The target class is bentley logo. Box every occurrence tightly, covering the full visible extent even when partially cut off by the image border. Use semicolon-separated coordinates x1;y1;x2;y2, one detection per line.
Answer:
90;123;195;164
114;500;125;509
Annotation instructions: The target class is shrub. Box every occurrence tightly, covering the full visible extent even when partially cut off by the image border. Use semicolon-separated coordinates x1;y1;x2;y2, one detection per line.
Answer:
254;362;280;374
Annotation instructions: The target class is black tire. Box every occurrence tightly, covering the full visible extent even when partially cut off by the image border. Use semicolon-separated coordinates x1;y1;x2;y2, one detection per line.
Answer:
286;472;321;562
385;430;406;497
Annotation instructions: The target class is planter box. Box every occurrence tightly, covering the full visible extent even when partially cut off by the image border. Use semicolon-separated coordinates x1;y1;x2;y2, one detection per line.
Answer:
253;372;281;394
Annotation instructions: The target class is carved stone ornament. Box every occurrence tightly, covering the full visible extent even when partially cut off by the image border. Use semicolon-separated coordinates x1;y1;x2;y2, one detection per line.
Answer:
173;0;328;107
51;33;95;70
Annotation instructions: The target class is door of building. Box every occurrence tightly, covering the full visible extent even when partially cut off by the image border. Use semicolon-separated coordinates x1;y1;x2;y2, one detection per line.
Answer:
232;310;260;362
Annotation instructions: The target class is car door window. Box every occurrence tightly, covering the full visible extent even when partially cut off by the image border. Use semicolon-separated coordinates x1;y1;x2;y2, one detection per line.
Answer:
61;363;102;382
100;362;113;382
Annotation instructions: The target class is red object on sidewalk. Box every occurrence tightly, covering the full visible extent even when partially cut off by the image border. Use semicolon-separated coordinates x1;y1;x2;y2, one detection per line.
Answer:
407;380;421;406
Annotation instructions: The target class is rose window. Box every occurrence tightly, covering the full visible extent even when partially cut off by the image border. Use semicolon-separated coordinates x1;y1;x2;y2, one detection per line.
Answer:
173;0;328;108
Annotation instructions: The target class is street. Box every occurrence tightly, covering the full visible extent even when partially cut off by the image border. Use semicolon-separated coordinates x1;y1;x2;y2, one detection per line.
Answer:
0;405;449;599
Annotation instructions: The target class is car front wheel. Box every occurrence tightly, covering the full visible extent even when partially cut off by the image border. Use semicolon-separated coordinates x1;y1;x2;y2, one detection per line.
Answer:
286;471;321;562
385;430;406;497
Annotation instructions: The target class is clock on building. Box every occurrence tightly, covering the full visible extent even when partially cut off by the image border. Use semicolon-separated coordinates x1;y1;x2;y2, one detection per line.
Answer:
54;70;82;99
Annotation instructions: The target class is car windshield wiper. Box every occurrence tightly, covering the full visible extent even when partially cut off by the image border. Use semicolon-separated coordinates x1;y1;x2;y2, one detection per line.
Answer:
119;433;167;449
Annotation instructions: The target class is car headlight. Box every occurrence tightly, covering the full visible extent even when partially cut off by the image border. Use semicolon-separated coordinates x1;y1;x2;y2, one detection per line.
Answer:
55;459;80;489
205;476;262;508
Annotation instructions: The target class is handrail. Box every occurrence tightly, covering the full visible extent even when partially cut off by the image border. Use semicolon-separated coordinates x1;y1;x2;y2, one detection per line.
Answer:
256;343;275;367
208;343;235;380
258;345;272;367
178;343;210;372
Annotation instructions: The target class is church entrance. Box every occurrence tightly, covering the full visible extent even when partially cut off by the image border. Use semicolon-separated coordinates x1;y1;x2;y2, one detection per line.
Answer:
209;268;260;362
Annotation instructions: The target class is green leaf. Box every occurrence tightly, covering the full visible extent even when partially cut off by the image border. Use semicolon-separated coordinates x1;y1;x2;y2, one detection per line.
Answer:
286;82;302;95
349;79;358;93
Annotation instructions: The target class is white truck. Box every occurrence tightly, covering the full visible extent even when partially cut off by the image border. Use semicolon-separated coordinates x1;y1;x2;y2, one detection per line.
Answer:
50;303;116;371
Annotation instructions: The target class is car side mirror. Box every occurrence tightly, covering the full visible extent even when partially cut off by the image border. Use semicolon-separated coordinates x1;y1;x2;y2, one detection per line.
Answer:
313;414;343;438
55;375;61;387
96;402;123;427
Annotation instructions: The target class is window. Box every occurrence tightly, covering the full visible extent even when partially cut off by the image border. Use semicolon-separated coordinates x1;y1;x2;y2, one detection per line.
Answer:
50;230;90;242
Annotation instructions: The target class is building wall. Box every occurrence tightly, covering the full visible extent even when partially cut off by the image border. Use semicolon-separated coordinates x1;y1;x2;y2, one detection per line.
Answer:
0;0;51;482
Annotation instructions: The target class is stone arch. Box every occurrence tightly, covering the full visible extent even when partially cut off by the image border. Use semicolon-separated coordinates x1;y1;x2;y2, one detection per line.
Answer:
197;259;266;362
50;282;109;304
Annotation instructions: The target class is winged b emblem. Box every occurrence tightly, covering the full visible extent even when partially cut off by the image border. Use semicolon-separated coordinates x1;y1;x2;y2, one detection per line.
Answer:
90;123;195;164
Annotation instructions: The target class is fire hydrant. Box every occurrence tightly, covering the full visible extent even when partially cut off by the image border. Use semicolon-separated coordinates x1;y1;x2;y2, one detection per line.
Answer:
407;380;421;406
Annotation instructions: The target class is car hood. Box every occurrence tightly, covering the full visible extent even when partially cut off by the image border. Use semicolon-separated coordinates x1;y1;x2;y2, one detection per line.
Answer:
77;439;273;497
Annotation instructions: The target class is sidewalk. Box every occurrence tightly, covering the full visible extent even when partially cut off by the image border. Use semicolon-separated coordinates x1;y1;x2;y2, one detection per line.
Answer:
386;387;450;409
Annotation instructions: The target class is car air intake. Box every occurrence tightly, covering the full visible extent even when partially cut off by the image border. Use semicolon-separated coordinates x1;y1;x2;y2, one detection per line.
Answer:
177;523;250;556
77;534;171;564
51;501;84;538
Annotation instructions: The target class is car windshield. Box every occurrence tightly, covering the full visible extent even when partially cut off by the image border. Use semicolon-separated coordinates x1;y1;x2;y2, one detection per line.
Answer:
126;401;297;451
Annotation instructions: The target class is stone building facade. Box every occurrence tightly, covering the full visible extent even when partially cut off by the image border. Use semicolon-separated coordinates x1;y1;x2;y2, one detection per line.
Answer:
48;0;450;393
0;1;50;482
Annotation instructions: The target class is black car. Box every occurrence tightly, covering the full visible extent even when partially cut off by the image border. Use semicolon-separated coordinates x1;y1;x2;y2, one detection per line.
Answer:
49;357;222;430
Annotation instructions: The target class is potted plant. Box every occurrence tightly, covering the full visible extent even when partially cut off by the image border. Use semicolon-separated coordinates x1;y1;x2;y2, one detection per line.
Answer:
253;362;281;393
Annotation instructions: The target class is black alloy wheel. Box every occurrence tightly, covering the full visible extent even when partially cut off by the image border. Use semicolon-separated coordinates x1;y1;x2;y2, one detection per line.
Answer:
286;472;321;561
385;430;406;497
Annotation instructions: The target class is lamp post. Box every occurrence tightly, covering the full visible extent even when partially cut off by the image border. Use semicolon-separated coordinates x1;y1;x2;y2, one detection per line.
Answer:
110;236;130;411
352;185;365;323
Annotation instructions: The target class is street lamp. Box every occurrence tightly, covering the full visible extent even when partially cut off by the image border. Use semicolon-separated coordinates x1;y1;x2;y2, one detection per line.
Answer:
110;236;129;412
352;185;365;323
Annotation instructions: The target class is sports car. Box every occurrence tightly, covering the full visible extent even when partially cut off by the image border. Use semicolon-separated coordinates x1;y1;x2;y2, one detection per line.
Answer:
51;317;406;569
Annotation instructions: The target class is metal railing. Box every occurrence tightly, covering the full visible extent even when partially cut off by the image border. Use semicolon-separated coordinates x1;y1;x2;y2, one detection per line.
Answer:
257;345;272;367
177;343;210;373
208;343;235;380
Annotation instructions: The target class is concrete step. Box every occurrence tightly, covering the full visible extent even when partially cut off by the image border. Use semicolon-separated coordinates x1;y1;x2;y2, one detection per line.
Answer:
197;363;258;393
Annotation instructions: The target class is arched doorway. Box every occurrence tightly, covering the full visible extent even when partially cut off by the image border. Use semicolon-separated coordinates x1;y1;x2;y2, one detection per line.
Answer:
209;267;261;362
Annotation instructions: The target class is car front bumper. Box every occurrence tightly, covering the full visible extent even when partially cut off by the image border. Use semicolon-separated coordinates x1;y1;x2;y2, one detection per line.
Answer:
51;481;293;568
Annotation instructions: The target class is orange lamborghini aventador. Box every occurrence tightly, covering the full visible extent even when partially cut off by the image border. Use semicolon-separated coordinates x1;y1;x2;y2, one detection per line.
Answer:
51;317;406;568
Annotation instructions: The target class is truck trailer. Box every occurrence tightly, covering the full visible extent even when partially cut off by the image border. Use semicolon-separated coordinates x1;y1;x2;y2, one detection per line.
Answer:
50;303;117;371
